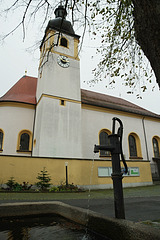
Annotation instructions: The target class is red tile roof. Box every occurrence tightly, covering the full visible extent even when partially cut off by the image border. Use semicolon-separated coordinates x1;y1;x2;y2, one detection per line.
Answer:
0;75;159;119
0;75;37;105
81;89;160;119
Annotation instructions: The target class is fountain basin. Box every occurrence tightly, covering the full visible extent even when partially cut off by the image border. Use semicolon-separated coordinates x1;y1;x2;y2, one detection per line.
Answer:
0;201;159;240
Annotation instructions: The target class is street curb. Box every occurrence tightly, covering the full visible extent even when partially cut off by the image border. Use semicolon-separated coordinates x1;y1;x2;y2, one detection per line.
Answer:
0;201;160;240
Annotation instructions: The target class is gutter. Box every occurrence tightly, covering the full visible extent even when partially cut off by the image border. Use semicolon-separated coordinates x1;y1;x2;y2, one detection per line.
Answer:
142;117;149;161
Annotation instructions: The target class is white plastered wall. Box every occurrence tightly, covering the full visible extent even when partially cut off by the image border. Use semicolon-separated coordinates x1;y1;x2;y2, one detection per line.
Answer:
37;53;80;102
33;97;82;158
0;104;35;156
53;33;75;57
142;118;160;162
81;107;150;161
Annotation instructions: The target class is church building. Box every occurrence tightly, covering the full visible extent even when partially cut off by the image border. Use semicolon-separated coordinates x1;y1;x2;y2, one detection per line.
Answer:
0;5;160;189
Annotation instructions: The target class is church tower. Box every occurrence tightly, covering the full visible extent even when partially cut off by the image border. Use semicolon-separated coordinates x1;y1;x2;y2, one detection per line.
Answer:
33;5;82;158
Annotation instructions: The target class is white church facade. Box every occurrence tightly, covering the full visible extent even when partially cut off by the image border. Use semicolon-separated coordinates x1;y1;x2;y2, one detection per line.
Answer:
0;5;160;188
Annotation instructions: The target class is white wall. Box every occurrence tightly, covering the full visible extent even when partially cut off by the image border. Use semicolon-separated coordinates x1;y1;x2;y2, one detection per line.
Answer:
81;107;155;161
53;34;75;57
142;118;160;163
33;96;82;158
37;53;81;102
0;104;35;156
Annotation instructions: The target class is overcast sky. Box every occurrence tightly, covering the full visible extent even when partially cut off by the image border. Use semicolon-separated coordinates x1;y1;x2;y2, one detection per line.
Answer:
0;7;160;114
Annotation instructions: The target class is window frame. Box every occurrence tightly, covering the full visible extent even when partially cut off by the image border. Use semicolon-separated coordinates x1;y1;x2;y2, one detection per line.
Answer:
0;129;4;152
60;37;68;48
60;99;66;106
128;132;142;159
99;129;111;157
17;130;32;152
152;136;160;158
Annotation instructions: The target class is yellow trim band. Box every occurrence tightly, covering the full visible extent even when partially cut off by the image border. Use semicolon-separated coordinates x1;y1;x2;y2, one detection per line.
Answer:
37;94;81;106
0;102;35;109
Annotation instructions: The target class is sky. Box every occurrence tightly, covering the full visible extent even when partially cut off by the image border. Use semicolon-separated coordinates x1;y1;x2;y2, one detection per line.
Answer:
0;5;160;115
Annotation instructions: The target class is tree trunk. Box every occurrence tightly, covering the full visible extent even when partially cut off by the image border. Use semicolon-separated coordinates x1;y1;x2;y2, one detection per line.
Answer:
133;0;160;88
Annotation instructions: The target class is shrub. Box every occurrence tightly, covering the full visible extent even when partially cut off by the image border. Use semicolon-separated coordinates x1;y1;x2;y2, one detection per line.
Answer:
5;178;32;191
13;182;22;191
22;182;32;190
58;182;79;192
36;167;51;191
5;177;16;191
49;186;59;192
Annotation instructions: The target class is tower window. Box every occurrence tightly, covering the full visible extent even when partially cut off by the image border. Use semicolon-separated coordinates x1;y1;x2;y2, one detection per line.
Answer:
60;37;68;48
60;99;65;106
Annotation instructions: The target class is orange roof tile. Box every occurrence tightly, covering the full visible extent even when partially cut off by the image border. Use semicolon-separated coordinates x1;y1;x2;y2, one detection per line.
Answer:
0;75;159;119
81;89;160;119
0;75;37;105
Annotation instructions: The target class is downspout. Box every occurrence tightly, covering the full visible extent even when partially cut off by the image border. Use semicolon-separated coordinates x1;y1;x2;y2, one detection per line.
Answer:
31;103;37;157
142;117;149;161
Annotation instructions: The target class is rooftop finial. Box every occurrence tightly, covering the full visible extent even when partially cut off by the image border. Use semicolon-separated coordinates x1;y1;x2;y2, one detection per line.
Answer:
25;70;27;76
54;5;67;19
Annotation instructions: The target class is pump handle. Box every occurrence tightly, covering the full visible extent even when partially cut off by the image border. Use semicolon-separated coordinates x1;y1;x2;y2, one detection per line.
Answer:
112;117;128;174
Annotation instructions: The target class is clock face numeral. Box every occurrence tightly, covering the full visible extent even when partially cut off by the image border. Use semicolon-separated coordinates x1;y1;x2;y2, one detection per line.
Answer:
57;55;70;68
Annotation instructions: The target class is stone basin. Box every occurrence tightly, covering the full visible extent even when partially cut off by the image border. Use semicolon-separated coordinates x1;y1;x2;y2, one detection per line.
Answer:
0;202;159;240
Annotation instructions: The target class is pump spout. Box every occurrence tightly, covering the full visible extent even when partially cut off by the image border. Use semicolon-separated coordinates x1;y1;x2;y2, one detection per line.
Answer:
94;144;100;153
94;144;114;153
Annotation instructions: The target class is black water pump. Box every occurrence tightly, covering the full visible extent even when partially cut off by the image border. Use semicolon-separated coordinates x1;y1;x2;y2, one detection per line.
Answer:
94;117;128;219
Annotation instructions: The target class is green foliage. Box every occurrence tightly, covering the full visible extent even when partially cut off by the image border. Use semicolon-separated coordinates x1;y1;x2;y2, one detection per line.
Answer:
84;0;153;96
5;177;16;191
13;182;22;191
22;182;32;190
36;167;51;191
58;183;78;192
49;186;59;192
5;178;32;191
49;182;80;192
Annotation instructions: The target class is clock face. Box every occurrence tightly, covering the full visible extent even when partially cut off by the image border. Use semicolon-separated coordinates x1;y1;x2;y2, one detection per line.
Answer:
57;55;70;68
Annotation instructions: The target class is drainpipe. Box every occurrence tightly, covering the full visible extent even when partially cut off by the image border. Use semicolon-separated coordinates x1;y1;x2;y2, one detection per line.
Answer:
142;117;149;161
31;103;37;157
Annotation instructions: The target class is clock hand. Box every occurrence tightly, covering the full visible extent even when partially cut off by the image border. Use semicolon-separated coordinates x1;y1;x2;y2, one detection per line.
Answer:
60;57;69;63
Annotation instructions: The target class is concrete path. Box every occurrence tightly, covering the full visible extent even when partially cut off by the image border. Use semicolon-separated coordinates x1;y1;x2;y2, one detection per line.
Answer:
62;196;160;222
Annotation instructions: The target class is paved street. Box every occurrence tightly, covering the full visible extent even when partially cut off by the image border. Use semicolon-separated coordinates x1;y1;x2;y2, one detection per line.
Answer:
62;196;160;222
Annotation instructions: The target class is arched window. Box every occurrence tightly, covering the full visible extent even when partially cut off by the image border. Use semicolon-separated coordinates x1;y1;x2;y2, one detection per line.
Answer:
60;37;68;48
20;133;29;151
153;137;160;158
0;129;4;151
17;130;32;152
128;133;142;159
129;135;137;157
99;129;111;157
